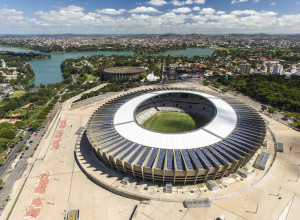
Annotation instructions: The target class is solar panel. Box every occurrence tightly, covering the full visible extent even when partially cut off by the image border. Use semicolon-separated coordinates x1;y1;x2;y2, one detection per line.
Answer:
209;146;230;164
195;149;214;167
120;144;139;160
128;146;144;163
146;148;158;167
137;147;151;165
175;150;183;170
201;148;222;166
182;150;193;170
114;142;133;157
213;145;235;162
188;149;204;169
101;137;124;150
156;149;166;169
223;139;251;152
218;143;242;158
106;139;128;153
167;150;173;170
98;135;120;144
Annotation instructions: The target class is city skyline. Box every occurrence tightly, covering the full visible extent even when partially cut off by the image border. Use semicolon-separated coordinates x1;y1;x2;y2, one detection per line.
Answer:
0;0;300;35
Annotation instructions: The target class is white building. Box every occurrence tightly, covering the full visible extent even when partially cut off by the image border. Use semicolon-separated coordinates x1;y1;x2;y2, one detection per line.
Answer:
1;59;6;69
261;62;268;73
240;63;251;75
146;72;160;82
290;65;297;74
272;64;283;75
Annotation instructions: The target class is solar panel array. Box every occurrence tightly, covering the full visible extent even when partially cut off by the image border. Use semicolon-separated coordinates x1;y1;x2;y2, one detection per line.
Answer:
86;88;266;183
184;198;211;208
254;151;270;170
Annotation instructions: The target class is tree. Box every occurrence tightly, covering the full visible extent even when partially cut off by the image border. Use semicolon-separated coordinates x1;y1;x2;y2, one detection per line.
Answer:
261;105;267;111
0;128;16;140
139;72;147;79
29;121;40;131
0;138;9;153
268;107;275;114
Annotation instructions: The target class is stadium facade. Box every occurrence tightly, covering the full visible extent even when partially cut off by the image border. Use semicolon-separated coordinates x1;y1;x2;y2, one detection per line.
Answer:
103;66;145;81
86;88;266;184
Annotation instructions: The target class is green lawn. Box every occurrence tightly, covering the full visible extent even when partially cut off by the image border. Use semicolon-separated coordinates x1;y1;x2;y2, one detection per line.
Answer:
10;91;27;98
142;112;209;133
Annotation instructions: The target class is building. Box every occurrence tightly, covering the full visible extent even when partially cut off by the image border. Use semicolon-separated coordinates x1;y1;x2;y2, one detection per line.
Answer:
86;89;266;184
1;59;6;69
184;198;211;208
276;142;284;152
272;64;283;75
237;168;251;178
103;66;145;81
261;62;268;73
254;152;270;170
206;180;219;191
239;63;251;75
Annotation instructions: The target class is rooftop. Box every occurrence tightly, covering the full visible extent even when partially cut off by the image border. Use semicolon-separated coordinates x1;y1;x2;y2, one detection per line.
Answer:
104;66;145;74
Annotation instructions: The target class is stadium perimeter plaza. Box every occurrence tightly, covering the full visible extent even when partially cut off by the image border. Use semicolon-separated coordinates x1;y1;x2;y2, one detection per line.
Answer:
2;82;300;220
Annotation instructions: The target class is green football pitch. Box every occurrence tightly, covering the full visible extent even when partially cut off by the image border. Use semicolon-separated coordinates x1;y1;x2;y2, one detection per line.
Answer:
142;112;209;133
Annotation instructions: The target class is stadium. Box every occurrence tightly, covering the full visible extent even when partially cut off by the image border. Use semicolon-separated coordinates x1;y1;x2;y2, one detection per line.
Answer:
86;88;266;184
103;66;145;81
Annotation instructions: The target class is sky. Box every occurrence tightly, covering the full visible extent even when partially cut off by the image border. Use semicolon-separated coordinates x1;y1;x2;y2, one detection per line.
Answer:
0;0;300;34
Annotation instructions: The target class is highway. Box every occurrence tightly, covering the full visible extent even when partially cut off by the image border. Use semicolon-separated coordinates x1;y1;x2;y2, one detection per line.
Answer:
0;101;61;215
0;131;31;180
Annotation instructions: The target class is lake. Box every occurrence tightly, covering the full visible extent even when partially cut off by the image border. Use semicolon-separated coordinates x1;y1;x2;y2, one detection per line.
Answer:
0;47;214;85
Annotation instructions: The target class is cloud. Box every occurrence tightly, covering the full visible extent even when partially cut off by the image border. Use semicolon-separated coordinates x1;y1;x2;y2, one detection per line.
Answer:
96;8;126;15
171;0;193;6
200;8;216;14
147;0;168;6
193;6;201;11
129;6;161;13
0;8;36;27
171;7;192;13
231;0;248;4
61;5;85;12
270;2;276;6
194;0;205;4
231;10;257;15
216;11;226;15
253;0;259;2
1;5;300;35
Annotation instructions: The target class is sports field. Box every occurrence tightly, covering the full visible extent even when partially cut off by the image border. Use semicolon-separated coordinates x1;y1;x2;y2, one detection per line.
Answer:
142;112;209;133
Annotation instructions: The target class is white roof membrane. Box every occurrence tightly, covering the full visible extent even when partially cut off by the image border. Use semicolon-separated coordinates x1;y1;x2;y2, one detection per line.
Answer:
113;90;237;150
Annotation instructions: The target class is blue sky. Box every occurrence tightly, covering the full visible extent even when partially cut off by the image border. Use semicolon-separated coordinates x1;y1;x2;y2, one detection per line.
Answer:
0;0;300;34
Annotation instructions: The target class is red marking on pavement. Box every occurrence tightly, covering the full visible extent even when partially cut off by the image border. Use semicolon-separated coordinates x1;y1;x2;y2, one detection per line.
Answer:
55;129;64;138
25;198;43;217
51;139;60;150
25;173;50;218
31;198;43;207
34;173;50;194
59;120;67;129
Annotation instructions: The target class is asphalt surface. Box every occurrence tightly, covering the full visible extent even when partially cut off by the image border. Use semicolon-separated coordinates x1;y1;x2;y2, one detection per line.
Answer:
0;101;61;214
0;132;31;180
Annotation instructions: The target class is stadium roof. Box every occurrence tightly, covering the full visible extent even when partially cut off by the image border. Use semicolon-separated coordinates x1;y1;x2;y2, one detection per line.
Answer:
104;66;145;74
114;90;237;150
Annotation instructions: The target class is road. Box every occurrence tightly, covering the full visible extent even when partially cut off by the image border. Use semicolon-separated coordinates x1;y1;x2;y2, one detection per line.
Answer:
0;101;61;214
0;131;31;180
